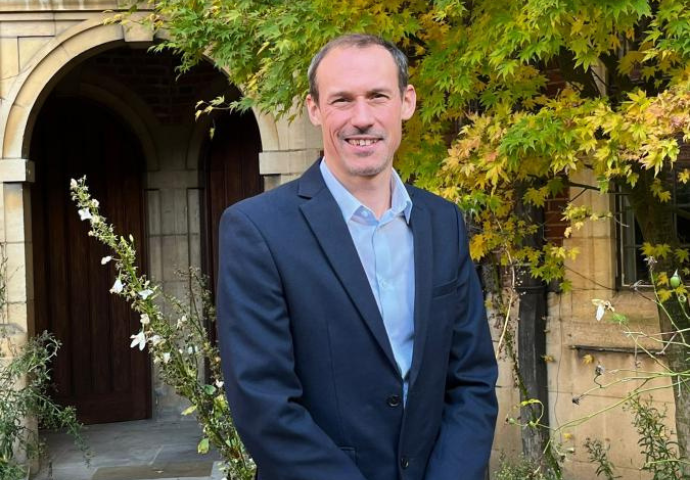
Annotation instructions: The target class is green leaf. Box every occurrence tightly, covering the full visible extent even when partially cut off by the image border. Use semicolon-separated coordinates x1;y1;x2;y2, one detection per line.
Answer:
181;405;197;416
197;437;210;454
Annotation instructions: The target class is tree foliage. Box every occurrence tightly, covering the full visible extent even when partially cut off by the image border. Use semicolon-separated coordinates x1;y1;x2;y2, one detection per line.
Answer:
120;0;690;470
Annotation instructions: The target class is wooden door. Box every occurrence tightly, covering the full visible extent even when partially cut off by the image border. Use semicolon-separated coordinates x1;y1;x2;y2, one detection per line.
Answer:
203;111;263;300
31;96;151;424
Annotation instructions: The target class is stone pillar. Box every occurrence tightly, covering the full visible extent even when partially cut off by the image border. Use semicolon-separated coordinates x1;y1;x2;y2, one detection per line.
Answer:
259;109;322;187
0;158;35;355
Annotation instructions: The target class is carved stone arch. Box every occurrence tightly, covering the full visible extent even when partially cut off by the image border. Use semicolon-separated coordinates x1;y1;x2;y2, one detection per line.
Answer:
1;17;281;165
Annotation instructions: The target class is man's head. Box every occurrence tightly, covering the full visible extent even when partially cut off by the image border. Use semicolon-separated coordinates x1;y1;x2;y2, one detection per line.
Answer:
307;34;409;104
306;34;416;186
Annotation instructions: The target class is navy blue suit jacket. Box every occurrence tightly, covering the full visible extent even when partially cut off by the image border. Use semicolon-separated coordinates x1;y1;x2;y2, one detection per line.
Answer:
217;160;498;480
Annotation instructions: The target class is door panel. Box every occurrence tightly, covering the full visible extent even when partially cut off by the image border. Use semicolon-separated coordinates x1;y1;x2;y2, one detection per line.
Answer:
31;96;151;424
203;112;263;301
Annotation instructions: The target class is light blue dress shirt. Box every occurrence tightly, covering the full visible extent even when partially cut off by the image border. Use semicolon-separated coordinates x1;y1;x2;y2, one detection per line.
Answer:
320;160;415;401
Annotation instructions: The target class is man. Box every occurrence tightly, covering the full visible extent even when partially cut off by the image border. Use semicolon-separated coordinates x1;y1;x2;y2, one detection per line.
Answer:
217;34;498;480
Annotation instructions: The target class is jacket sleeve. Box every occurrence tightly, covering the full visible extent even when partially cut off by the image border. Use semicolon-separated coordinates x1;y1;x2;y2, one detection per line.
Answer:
216;206;369;480
423;207;499;480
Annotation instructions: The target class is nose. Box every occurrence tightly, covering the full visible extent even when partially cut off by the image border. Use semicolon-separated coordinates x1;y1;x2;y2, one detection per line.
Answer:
351;99;374;131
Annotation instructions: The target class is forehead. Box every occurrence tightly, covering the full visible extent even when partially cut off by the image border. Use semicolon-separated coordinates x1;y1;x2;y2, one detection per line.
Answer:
316;45;399;94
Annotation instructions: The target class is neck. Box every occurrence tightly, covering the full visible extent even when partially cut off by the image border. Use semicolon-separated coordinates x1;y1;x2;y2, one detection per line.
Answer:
338;170;392;220
344;170;391;219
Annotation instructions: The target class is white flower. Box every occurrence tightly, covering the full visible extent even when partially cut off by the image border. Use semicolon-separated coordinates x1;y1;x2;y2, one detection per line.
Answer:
140;313;150;325
130;331;146;351
78;208;92;221
110;278;124;294
162;352;171;364
91;199;99;208
90;214;101;224
101;256;112;265
187;345;197;354
591;299;614;322
215;379;224;389
150;335;164;346
138;289;154;300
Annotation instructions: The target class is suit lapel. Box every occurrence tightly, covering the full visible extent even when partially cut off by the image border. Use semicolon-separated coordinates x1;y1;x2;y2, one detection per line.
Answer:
298;162;399;373
407;191;433;389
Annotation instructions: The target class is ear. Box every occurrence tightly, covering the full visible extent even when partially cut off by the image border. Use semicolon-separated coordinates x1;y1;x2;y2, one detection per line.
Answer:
306;94;322;127
401;85;417;121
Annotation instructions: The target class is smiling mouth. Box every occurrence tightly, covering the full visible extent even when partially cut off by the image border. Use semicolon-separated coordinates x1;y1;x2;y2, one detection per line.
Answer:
347;138;379;147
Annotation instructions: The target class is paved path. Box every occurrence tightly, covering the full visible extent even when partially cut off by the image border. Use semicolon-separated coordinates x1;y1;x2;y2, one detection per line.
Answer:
32;420;222;480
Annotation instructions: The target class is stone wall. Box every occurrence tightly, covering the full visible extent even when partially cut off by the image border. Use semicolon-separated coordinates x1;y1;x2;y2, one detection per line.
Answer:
0;4;320;420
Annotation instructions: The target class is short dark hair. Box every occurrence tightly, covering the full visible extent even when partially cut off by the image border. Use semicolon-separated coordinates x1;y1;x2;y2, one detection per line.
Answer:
307;34;409;104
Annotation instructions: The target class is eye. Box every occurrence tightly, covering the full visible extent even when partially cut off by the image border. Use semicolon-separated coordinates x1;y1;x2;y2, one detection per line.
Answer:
330;97;350;105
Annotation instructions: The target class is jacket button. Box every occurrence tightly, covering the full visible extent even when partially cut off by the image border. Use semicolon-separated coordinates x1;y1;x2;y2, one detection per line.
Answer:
387;394;401;407
400;456;409;469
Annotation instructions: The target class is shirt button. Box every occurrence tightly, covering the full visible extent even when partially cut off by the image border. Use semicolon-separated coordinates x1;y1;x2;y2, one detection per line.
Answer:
387;395;401;407
400;456;409;469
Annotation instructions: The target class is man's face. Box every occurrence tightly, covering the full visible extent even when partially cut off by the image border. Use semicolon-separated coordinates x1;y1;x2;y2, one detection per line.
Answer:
306;45;416;183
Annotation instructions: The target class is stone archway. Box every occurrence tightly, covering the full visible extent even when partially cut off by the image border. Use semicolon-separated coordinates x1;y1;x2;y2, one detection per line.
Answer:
0;16;323;423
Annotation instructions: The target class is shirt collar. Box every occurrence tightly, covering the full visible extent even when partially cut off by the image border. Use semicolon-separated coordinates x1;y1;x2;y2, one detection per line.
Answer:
320;158;413;224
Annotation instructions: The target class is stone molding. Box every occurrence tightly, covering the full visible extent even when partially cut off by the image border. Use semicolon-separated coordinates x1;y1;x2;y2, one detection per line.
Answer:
0;158;33;183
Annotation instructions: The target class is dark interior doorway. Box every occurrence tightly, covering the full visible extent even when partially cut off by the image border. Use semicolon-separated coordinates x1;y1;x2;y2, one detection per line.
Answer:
202;111;263;306
31;95;151;424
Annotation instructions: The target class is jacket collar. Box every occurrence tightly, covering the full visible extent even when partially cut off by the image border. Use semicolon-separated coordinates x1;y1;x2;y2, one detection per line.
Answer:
298;159;431;386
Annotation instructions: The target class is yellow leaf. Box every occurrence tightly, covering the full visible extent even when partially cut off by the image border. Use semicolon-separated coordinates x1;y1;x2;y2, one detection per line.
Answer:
679;169;690;184
657;289;671;302
582;354;595;365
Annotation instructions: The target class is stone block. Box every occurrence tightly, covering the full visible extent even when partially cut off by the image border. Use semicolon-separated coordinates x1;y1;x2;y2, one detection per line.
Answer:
0;74;17;100
147;234;162;283
123;14;154;44
0;324;27;359
562;458;645;480
496;355;516;389
547;345;671;401
254;110;280;152
563;236;617;292
61;22;122;59
262;175;281;191
276;107;322;151
2;181;31;243
18;36;50;70
0;21;56;38
0;158;34;183
6;301;27;330
189;233;201;271
186;189;201;235
0;1;118;12
259;150;320;176
5;241;27;303
146;190;161;236
0;37;19;79
160;235;189;282
147;170;198;190
550;387;674;471
54;20;81;36
159;189;189;236
279;173;302;185
14;45;69;108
